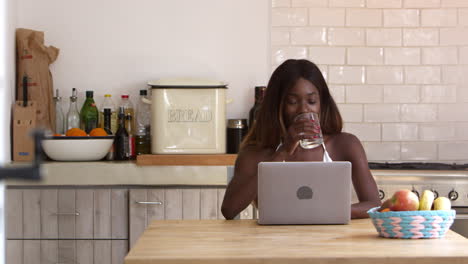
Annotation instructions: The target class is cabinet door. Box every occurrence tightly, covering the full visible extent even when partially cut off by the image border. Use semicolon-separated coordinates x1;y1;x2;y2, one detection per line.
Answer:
41;240;59;264
201;188;218;219
76;189;94;239
58;189;76;238
24;241;40;264
129;188;165;249
23;190;40;238
94;189;111;239
129;187;224;249
182;188;200;219
41;189;58;239
6;240;22;264
6;239;127;264
6;188;128;240
6;189;23;239
165;188;182;220
111;189;129;239
217;188;226;220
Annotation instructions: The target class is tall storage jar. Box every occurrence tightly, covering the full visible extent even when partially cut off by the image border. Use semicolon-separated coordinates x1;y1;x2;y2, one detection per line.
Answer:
148;78;227;154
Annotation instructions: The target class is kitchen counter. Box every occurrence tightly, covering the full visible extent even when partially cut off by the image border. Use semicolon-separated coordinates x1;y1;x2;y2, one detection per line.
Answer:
5;161;228;186
5;160;468;186
125;219;468;264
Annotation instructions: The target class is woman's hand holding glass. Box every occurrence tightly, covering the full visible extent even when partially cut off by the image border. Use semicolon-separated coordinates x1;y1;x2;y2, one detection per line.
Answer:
282;112;323;154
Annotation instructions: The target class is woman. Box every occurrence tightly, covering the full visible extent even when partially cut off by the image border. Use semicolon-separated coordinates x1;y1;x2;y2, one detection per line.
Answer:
221;59;381;220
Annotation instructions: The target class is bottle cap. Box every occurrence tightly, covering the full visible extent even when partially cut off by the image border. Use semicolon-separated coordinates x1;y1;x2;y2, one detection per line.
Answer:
54;89;61;100
227;119;247;129
121;94;129;99
140;90;147;96
86;91;94;98
104;94;112;98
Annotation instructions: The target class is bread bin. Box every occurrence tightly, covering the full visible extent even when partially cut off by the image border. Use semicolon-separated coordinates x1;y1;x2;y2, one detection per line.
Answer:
148;78;227;154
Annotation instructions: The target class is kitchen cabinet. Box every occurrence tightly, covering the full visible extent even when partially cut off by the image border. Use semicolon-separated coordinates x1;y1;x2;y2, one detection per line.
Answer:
6;239;127;264
7;186;254;262
128;187;253;249
6;188;128;239
6;188;129;264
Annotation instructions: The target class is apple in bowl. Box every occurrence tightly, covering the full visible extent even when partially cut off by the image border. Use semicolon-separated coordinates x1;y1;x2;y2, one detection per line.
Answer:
380;189;419;211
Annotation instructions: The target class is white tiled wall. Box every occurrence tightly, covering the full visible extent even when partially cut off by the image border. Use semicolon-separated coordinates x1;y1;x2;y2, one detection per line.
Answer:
272;0;468;163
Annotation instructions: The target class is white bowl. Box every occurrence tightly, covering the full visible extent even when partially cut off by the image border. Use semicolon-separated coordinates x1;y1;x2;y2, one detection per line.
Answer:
42;136;114;161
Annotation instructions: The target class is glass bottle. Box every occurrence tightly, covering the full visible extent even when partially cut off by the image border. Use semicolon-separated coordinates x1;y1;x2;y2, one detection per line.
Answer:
99;94;118;134
66;88;80;130
80;90;99;133
53;89;65;134
126;115;136;159
135;89;151;155
119;94;135;132
248;86;266;130
115;107;130;160
103;108;114;160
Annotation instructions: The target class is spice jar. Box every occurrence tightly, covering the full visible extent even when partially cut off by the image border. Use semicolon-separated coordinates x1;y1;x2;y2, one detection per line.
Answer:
227;119;248;154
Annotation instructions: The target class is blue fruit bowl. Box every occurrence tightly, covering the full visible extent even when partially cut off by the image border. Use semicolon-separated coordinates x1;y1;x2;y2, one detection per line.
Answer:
367;207;456;239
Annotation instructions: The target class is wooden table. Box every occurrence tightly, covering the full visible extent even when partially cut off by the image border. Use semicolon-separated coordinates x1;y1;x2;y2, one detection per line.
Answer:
125;219;468;264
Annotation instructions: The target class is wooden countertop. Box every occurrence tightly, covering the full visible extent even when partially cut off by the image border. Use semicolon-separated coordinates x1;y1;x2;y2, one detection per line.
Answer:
136;154;237;166
125;219;468;264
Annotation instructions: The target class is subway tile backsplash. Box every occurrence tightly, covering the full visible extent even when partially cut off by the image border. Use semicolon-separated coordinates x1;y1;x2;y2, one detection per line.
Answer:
272;0;468;162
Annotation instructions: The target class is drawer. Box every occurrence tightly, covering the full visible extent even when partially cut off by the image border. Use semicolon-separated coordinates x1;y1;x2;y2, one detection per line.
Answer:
6;188;128;239
6;239;128;264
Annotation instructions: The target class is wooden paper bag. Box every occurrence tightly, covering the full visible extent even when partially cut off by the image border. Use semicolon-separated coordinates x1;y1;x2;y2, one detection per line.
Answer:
16;28;59;131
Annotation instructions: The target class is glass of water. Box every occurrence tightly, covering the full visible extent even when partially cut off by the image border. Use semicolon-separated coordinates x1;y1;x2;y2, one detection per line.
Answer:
294;112;323;149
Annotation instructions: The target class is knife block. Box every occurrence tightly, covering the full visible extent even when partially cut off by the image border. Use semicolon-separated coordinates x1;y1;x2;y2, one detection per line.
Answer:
12;101;37;161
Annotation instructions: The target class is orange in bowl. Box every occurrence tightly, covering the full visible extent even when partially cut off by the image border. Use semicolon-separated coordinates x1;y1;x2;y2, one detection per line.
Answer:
66;128;87;137
89;128;108;137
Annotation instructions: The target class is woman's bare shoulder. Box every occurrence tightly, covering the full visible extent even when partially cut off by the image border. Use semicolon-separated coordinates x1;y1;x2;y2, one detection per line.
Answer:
330;132;362;146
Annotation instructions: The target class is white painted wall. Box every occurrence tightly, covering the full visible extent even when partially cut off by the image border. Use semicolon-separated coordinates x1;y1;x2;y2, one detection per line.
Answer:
0;0;14;164
15;0;270;120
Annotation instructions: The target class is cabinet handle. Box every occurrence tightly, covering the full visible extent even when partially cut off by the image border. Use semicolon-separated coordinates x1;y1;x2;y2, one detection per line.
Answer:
53;212;80;216
136;201;163;205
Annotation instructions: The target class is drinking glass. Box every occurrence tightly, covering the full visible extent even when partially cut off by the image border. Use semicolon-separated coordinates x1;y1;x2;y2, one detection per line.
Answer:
294;112;323;149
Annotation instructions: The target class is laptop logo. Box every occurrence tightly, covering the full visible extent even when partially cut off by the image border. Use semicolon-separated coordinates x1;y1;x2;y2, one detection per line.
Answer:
297;186;313;200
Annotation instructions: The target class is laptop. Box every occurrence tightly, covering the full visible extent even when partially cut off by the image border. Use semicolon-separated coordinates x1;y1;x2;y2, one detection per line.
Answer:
257;161;352;225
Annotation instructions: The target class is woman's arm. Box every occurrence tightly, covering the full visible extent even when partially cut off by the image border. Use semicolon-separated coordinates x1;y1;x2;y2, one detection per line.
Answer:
221;148;259;220
341;133;381;219
221;145;294;219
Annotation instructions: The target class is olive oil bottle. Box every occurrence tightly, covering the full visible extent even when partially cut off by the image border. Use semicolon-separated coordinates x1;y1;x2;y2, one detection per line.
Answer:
80;90;99;133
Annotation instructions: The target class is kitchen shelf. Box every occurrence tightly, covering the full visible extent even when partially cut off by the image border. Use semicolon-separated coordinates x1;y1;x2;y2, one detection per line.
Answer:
136;154;237;166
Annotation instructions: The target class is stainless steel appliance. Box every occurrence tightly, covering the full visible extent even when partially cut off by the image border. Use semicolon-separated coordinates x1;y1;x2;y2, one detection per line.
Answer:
371;163;468;238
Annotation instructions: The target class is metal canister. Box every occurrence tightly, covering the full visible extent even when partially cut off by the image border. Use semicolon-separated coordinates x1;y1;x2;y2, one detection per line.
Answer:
227;119;248;154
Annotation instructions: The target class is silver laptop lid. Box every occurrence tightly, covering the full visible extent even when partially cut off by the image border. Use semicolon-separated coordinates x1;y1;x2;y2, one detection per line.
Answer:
257;161;351;225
